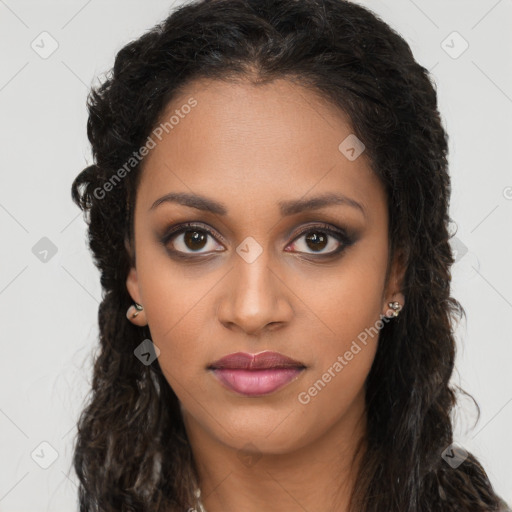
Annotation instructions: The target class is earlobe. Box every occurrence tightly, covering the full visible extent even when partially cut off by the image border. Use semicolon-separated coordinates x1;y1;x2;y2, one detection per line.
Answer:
124;237;148;326
125;267;148;326
126;302;146;324
383;248;407;318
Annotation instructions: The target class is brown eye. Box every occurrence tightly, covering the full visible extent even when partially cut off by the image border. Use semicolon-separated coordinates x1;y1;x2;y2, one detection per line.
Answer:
287;224;353;257
183;230;208;251
303;232;329;252
162;224;225;255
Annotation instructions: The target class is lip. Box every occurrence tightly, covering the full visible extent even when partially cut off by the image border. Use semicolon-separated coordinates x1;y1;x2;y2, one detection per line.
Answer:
208;351;306;397
208;351;305;370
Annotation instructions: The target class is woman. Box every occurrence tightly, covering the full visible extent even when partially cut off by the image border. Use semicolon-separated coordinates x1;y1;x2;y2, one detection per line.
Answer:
70;0;510;510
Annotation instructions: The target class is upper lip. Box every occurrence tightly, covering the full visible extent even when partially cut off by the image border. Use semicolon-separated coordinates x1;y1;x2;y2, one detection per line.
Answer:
208;351;306;370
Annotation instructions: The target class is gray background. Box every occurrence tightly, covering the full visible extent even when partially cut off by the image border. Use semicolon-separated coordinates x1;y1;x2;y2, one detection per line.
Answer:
0;0;511;510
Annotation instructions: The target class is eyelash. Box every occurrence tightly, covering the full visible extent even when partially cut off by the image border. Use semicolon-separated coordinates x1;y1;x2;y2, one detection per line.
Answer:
160;222;355;260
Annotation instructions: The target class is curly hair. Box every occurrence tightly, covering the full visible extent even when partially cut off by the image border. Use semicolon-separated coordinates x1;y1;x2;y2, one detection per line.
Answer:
70;0;509;510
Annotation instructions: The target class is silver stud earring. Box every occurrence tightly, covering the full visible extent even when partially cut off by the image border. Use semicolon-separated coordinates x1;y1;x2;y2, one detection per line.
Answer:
387;301;402;317
130;302;144;318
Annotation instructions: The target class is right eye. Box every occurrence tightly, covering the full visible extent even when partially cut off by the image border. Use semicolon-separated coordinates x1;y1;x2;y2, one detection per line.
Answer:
161;223;226;256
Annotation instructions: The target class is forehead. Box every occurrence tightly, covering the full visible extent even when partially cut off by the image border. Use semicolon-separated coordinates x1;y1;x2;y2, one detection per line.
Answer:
136;77;385;221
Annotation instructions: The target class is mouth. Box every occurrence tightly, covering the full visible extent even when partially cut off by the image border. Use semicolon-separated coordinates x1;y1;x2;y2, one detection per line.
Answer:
207;351;306;397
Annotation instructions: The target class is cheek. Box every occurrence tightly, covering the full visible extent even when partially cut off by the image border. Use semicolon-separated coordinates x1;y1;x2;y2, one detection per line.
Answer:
289;340;376;449
135;263;222;400
308;247;388;342
291;248;386;418
293;273;384;445
136;234;215;340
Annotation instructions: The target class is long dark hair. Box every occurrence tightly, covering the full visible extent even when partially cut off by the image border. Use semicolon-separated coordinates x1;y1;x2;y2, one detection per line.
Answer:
70;0;507;510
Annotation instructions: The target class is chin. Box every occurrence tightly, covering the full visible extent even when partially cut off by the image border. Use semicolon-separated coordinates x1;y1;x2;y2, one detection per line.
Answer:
212;409;313;455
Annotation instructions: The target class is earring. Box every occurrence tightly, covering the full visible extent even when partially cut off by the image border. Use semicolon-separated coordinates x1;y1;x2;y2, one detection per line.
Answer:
387;301;402;317
127;302;143;319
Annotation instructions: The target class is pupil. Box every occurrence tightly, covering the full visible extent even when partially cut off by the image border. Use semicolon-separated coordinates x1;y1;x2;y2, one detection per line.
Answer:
185;230;207;251
306;232;327;251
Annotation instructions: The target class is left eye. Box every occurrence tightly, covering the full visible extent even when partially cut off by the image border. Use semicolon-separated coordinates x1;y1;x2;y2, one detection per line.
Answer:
287;228;345;255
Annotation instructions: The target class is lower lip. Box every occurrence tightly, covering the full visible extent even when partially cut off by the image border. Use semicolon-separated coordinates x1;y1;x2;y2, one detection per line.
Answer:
210;368;304;396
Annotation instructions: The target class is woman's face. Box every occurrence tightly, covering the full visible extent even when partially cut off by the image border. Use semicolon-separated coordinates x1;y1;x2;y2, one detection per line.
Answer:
126;77;404;456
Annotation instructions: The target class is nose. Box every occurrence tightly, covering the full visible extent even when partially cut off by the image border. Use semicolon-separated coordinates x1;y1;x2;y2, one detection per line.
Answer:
217;253;294;336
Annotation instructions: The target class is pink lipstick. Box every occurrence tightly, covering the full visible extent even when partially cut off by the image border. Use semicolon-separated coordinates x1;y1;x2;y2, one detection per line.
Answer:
208;351;306;396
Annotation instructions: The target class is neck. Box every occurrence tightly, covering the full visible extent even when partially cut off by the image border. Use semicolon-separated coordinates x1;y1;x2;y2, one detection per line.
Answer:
183;391;367;512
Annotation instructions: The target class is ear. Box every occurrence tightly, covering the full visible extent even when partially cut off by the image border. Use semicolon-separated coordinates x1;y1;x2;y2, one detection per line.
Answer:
382;246;406;316
124;236;148;326
125;264;149;326
125;236;140;302
126;266;142;304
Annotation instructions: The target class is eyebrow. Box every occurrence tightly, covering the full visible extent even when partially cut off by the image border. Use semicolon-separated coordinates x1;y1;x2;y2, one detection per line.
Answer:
149;191;366;218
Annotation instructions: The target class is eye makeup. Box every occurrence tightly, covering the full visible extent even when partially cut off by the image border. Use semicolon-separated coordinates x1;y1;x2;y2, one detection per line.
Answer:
157;220;360;262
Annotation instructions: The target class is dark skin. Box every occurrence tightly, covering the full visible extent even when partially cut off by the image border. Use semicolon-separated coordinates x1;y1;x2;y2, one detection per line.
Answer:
126;77;405;512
